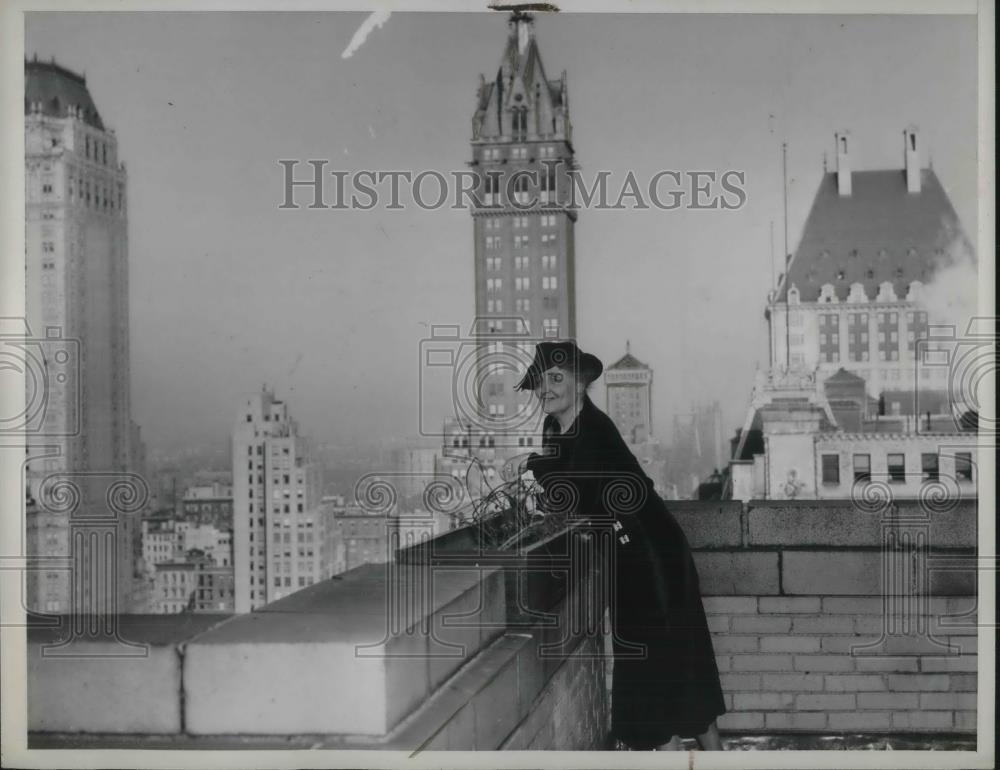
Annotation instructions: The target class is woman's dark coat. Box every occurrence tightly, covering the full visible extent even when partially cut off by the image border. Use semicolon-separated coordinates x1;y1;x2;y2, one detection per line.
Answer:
526;394;726;749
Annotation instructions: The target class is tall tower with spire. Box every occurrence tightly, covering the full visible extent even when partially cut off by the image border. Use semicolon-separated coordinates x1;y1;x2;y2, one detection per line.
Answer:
469;12;578;447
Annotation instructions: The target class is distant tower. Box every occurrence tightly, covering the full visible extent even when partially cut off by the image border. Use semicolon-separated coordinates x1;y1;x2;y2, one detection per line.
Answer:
231;389;328;613
470;12;577;445
24;58;140;613
835;130;852;196
605;342;654;443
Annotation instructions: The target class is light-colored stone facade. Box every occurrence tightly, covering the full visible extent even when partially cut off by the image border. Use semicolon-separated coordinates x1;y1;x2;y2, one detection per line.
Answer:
24;59;142;613
231;389;332;612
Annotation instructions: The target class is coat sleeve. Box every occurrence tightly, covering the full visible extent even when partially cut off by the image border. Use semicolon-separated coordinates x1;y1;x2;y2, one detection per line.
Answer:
568;415;649;523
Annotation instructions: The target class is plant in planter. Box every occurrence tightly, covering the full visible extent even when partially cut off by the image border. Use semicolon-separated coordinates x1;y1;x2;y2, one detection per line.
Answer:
456;459;569;551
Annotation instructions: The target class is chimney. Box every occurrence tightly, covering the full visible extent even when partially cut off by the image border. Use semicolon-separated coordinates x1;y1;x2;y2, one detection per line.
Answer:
904;125;921;193
835;130;852;196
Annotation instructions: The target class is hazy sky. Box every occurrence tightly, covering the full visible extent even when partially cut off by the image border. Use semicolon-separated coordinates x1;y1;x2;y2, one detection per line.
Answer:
25;11;979;454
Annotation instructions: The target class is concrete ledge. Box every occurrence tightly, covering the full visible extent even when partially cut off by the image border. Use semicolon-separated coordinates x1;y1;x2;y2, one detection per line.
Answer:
183;563;504;736
696;552;780;595
747;500;976;548
782;552;977;596
671;501;744;548
28;615;230;734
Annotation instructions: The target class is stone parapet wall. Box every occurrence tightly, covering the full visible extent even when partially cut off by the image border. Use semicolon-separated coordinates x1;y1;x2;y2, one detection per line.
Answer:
27;499;979;746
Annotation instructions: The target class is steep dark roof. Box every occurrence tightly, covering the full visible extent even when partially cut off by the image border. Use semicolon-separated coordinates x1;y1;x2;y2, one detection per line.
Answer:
824;368;866;385
607;352;648;371
778;168;973;302
24;57;103;129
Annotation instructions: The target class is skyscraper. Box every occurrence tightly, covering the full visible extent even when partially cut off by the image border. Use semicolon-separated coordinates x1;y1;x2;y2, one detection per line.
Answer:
471;12;578;444
605;342;654;444
24;57;142;613
231;388;330;613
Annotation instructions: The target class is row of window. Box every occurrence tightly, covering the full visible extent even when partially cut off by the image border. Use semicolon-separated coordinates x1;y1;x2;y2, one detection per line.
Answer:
61;174;124;212
480;145;561;162
821;451;974;485
484;233;559;249
485;277;559;292
273;576;316;588
485;255;560;273
482;318;560;336
817;311;930;363
272;531;315;543
480;172;558;207
483;214;559;230
809;311;928;327
83;134;111;165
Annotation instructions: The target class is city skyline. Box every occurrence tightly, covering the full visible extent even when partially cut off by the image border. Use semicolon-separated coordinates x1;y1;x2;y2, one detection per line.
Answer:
22;11;979;455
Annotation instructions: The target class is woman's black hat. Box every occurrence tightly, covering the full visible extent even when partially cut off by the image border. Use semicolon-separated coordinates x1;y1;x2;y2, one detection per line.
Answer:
515;340;604;391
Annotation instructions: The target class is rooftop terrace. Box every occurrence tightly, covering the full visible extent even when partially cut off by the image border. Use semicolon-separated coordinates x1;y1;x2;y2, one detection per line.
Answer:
24;499;983;754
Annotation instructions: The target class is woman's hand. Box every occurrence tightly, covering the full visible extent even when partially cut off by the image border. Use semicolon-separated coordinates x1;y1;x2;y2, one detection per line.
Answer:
500;452;534;482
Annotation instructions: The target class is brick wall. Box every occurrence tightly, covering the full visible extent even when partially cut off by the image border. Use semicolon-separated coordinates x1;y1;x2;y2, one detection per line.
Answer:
706;596;977;733
671;499;978;734
501;633;609;750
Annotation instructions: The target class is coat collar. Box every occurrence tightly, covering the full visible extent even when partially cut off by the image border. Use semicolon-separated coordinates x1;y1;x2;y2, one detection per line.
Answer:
543;393;595;438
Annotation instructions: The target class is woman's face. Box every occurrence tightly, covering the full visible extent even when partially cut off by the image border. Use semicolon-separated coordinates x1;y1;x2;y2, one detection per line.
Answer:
536;366;581;418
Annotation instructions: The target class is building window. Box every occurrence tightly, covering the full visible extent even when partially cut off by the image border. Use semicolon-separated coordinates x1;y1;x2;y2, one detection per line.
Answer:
907;311;929;353
541;254;557;270
541;164;556;204
512;107;527;141
819;313;839;363
847;313;869;362
877;311;900;362
955;452;973;482
542;276;558;291
821;454;840;485
513;174;530;205
515;277;530;292
853;454;871;483
887;453;906;483
921;453;939;482
542;318;559;337
484;174;500;207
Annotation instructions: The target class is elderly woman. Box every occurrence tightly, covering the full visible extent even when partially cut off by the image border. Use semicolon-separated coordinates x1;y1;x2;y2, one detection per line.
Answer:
515;340;726;752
